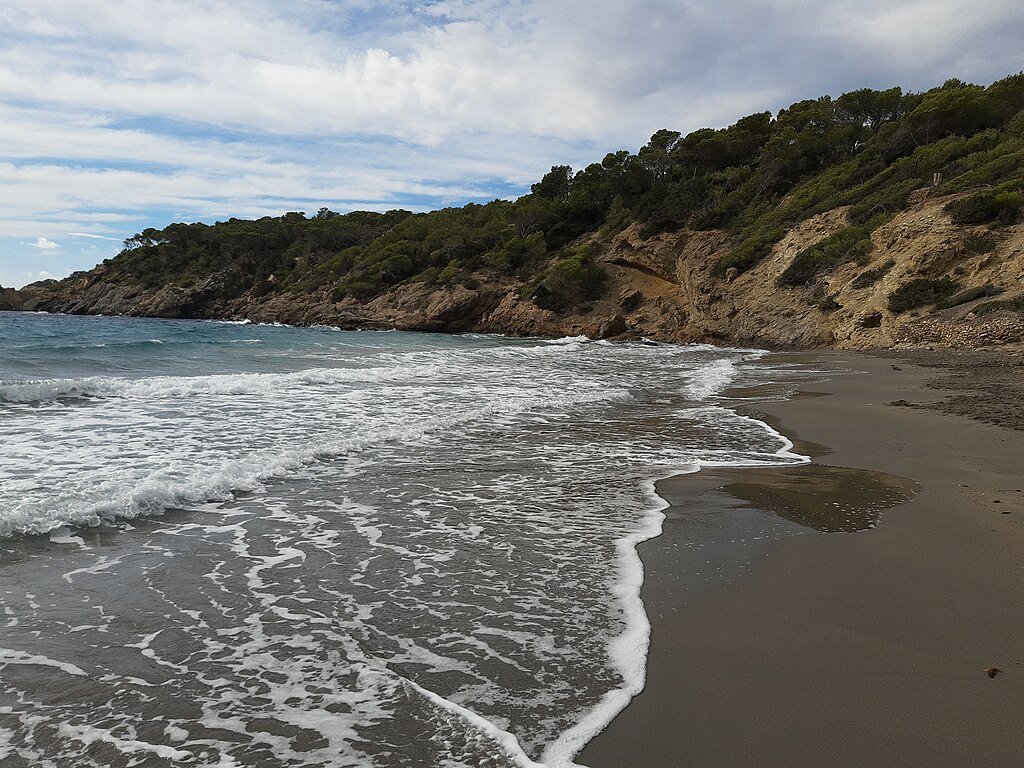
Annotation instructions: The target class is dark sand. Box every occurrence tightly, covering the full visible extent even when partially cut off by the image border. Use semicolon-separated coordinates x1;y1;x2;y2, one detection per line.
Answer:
580;351;1024;768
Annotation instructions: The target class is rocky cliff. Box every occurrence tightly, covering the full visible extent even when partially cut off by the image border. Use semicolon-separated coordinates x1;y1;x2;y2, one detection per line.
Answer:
8;189;1024;351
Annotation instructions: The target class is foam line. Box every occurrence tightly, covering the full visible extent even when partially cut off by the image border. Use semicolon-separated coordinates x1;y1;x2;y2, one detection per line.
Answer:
684;358;738;400
0;648;87;677
57;724;192;762
539;463;700;767
0;365;431;403
542;411;809;766
391;672;546;768
0;385;634;537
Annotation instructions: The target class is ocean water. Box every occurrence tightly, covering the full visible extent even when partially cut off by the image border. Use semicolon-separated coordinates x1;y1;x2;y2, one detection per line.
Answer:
0;312;811;767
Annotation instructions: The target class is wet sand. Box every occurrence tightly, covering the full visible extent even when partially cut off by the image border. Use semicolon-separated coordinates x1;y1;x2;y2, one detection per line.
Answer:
580;351;1024;768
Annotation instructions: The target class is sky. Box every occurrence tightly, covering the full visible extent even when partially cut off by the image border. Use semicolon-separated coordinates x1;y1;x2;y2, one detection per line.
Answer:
1;0;1022;288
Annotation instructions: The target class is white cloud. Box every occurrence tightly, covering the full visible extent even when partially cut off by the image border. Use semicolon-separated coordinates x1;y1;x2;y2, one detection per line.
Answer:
4;0;1016;147
0;0;1022;275
66;232;122;240
29;237;60;250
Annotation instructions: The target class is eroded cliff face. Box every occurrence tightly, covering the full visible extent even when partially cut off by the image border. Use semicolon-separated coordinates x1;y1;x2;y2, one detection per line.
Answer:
9;191;1024;350
591;191;1024;349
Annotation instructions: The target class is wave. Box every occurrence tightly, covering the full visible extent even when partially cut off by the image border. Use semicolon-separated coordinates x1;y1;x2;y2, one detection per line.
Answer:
0;364;435;403
12;336;264;355
351;404;809;768
540;408;807;766
537;466;691;767
0;335;631;404
543;335;592;345
682;349;768;401
1;386;634;538
682;358;738;400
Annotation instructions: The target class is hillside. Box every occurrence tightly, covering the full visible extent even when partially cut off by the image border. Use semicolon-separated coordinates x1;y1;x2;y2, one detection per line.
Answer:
7;75;1024;350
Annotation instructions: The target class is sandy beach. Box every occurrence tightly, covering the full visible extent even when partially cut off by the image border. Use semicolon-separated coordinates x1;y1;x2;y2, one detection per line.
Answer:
580;350;1024;768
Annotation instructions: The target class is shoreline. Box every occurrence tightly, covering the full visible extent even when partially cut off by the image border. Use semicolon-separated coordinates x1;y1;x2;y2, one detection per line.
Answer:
579;350;1024;768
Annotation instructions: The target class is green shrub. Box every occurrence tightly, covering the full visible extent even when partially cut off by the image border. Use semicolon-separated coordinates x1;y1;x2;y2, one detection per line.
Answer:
993;191;1024;221
851;259;896;289
338;278;383;300
532;251;608;311
437;259;463;284
416;266;441;284
973;295;1024;315
935;283;1004;309
846;179;922;224
780;232;871;286
945;188;1024;224
887;277;960;313
716;226;786;275
778;217;886;286
962;232;997;253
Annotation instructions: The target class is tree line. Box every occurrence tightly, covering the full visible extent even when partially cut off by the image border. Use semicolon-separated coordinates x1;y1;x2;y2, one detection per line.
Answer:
98;74;1024;310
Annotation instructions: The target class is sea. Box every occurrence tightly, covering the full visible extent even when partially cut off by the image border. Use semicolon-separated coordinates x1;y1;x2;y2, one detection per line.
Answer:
0;311;814;768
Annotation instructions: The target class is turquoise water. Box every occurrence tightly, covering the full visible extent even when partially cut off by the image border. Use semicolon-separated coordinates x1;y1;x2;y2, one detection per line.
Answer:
0;311;808;767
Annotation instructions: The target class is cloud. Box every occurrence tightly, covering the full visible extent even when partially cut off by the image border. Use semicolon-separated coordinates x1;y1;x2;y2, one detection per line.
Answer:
4;1;1020;144
29;237;60;250
66;232;122;240
1;0;1023;281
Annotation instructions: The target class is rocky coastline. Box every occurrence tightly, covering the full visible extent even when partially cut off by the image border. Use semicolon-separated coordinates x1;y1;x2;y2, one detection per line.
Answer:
4;191;1023;352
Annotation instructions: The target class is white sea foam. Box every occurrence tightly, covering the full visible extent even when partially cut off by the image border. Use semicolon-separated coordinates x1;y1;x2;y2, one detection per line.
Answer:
0;385;634;537
388;673;546;768
58;724;193;762
539;465;698;767
47;527;87;547
356;405;809;768
692;407;810;467
0;365;428;403
0;728;12;760
0;648;87;677
683;357;739;400
544;335;592;344
538;408;808;766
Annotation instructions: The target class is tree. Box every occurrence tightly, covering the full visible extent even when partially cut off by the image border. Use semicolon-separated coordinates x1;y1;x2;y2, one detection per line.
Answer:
836;87;908;131
638;129;681;181
531;165;573;201
510;197;556;238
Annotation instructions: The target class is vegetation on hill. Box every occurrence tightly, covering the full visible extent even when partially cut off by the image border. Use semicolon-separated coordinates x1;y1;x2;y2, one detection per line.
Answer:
85;74;1024;312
